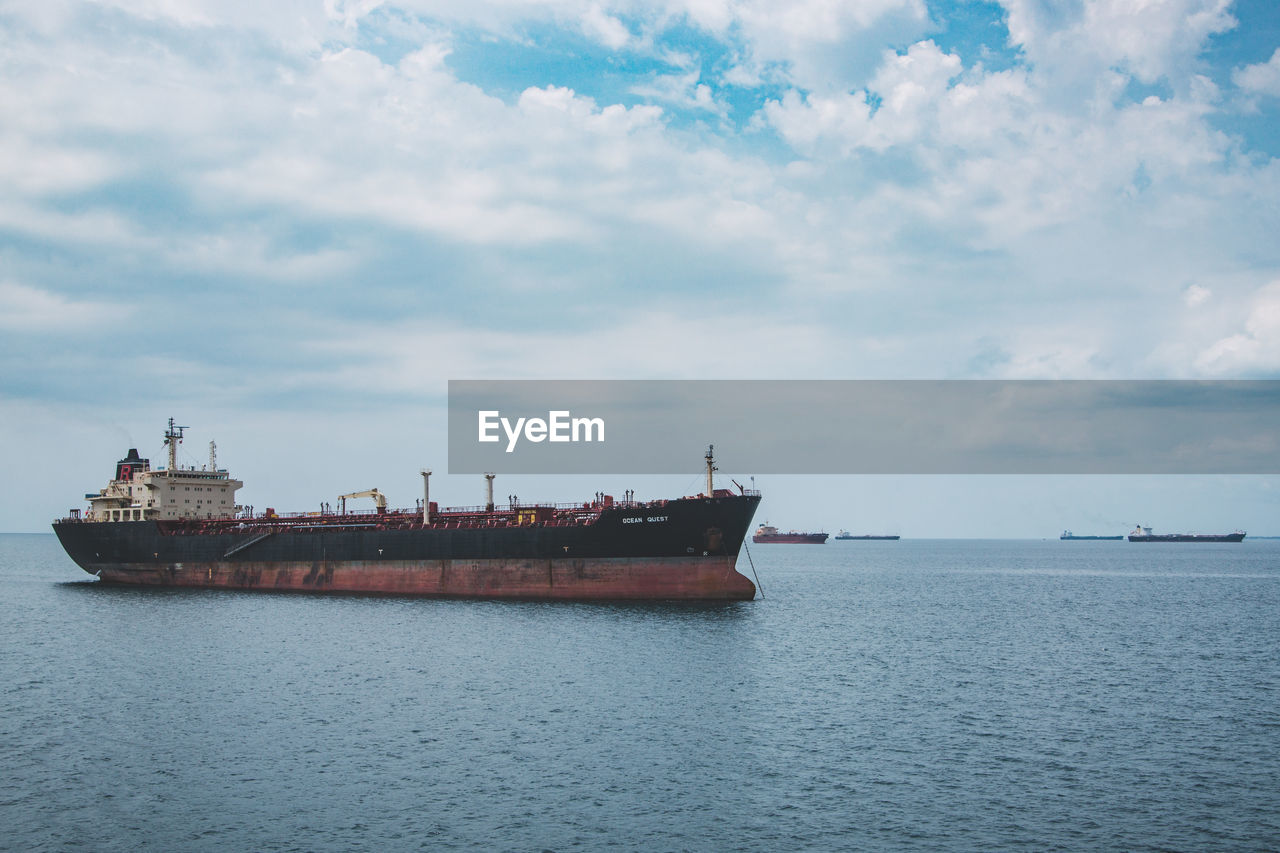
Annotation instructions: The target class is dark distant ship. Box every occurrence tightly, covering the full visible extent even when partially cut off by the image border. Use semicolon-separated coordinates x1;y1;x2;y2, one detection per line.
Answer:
834;530;900;540
1060;530;1123;540
52;422;761;600
752;524;828;544
1127;525;1246;543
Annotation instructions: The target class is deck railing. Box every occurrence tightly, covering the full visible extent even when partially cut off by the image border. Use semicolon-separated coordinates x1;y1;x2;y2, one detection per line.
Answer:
57;489;761;525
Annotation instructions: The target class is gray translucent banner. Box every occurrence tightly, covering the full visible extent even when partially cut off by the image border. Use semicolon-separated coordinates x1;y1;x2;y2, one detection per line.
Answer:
447;380;1280;474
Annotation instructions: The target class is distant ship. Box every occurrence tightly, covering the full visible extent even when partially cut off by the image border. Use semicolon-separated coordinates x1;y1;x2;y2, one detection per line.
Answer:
752;524;828;544
834;530;900;540
1060;530;1124;540
1127;525;1246;543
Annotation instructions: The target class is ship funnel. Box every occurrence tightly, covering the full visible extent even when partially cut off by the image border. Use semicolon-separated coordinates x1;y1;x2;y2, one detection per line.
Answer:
484;472;495;512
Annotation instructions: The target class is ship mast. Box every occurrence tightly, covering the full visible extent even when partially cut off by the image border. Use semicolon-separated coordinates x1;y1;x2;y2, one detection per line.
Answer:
164;417;188;471
705;444;716;497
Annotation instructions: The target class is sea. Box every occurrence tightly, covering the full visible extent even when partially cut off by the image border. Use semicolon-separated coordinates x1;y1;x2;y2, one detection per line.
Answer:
3;532;1278;852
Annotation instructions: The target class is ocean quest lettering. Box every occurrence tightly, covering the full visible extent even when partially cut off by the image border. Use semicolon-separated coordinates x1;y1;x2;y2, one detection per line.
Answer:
478;410;605;453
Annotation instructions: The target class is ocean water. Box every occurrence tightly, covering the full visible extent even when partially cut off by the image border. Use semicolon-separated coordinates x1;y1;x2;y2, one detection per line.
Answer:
3;533;1279;852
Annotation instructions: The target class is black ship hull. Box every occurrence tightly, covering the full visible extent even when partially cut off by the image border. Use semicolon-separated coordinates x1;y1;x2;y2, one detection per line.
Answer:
53;494;762;600
1128;532;1246;543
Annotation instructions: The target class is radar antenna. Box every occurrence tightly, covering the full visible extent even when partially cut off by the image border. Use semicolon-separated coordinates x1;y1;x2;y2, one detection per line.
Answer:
164;417;188;471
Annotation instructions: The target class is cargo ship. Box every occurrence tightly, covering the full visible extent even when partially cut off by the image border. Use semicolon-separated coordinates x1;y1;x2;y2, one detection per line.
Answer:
752;524;827;544
51;422;761;600
1127;525;1246;543
834;530;900;540
1060;530;1124;540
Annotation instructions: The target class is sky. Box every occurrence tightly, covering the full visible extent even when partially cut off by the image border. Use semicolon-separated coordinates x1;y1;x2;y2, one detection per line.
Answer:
3;0;1279;536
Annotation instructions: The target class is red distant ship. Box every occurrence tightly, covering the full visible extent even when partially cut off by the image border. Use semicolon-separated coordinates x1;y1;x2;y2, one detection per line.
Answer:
752;524;828;544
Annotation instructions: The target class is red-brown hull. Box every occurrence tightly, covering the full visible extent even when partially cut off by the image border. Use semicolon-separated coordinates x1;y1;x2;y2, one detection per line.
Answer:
92;555;757;600
752;533;828;544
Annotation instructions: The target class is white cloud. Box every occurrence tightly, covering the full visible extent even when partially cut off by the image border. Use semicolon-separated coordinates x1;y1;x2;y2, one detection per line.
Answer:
763;29;1250;256
1195;282;1280;374
736;0;926;42
730;0;930;92
581;4;631;49
0;282;132;331
1233;48;1280;98
999;0;1236;87
763;90;874;155
764;41;972;154
630;71;726;116
0;0;1276;398
867;40;962;141
0;137;120;196
203;61;678;247
1184;284;1211;307
518;83;594;116
872;38;962;99
722;60;764;88
0;201;148;253
326;0;388;30
301;309;855;391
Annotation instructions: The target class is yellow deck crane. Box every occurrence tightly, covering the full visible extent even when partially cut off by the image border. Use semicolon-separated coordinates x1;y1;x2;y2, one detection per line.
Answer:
338;488;387;514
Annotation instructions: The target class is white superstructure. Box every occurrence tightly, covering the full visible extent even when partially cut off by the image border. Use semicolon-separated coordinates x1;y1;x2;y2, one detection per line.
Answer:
83;419;243;522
